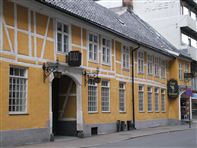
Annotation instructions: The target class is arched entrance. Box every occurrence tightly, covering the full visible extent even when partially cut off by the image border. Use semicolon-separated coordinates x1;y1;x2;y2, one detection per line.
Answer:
52;75;77;136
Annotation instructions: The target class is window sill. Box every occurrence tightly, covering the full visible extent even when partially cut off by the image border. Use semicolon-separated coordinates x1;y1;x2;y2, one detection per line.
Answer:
88;60;99;64
119;111;126;113
148;111;153;113
155;111;160;113
57;52;67;55
102;111;110;113
138;72;144;75
102;62;111;67
88;111;98;114
123;68;130;72
139;111;145;113
9;112;29;115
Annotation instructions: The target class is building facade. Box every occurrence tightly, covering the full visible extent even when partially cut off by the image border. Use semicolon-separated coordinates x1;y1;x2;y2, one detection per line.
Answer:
0;0;192;147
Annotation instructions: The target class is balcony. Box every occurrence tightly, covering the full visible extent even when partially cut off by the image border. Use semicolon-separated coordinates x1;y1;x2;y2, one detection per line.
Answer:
179;15;197;33
180;45;197;61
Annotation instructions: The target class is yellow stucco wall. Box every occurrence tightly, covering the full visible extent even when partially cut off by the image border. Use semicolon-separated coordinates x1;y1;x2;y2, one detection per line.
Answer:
0;0;192;132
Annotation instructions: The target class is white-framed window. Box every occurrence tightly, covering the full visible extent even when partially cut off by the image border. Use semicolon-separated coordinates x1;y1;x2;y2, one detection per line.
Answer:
138;51;144;73
9;67;27;114
182;6;189;15
119;82;126;112
101;80;110;112
155;87;159;112
138;85;144;112
179;63;183;80
88;79;97;112
161;60;166;78
147;55;153;75
102;38;111;64
57;22;69;53
154;57;160;77
88;33;98;62
185;63;189;73
122;46;130;69
161;89;166;112
147;86;152;112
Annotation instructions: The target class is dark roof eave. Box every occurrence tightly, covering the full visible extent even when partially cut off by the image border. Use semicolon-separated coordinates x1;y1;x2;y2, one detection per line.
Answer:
36;0;175;58
179;54;193;61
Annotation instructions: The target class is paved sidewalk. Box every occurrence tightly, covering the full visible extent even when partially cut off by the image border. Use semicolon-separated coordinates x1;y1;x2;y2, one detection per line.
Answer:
18;123;197;148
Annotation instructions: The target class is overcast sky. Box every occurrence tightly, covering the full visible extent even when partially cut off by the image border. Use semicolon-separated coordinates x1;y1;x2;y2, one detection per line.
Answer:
96;0;122;8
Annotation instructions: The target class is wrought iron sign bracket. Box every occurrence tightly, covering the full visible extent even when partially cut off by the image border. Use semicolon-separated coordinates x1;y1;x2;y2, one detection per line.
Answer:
82;67;101;86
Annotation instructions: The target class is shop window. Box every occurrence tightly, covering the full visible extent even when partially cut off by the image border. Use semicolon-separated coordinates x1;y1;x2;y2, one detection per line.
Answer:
9;67;27;114
155;87;159;112
147;86;152;112
119;82;126;112
88;79;97;112
88;33;98;62
138;85;144;112
101;80;110;112
57;22;69;53
102;38;111;64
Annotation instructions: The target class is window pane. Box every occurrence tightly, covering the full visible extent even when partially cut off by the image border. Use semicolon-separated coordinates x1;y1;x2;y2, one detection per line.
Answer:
57;33;62;52
57;22;62;31
63;25;68;33
64;35;68;52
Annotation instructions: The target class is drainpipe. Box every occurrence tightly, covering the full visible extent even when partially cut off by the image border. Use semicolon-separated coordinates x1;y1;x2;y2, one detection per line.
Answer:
131;43;140;129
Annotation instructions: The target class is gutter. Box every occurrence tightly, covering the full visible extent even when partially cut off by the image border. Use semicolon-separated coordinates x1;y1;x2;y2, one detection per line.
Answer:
131;43;140;129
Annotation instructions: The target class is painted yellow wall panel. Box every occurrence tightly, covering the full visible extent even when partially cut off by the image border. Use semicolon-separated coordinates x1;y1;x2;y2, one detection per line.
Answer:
43;41;54;61
116;63;121;74
3;27;11;51
17;58;36;64
82;29;87;47
115;41;121;61
3;0;14;26
57;54;66;63
31;11;34;33
17;32;29;55
36;13;48;36
31;36;34;57
36;38;44;58
102;64;111;71
0;53;16;59
64;96;76;118
82;49;87;66
88;62;100;68
72;46;81;51
47;19;53;38
17;5;28;30
72;25;81;45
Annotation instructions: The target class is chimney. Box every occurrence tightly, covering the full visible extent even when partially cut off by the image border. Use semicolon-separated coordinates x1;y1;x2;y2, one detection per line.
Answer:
122;0;133;10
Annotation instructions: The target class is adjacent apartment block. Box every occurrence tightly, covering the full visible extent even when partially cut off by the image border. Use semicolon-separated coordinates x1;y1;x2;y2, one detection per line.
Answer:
0;0;193;147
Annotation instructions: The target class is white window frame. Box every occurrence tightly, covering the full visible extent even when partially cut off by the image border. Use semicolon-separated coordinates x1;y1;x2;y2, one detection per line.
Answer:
88;32;99;62
56;21;69;54
155;87;159;112
179;63;183;80
102;37;111;65
88;79;98;113
122;45;130;69
161;89;166;112
138;85;144;112
147;54;153;75
9;66;28;114
138;51;144;74
119;82;126;112
101;80;110;112
147;86;152;112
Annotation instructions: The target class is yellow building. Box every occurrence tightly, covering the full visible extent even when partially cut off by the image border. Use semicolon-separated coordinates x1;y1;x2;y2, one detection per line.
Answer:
0;0;192;146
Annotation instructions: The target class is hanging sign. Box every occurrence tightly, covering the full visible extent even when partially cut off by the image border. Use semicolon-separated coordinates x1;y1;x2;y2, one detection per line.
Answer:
67;51;82;67
167;79;179;99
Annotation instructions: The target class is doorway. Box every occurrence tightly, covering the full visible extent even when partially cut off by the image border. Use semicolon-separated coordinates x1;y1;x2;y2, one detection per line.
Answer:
52;75;77;136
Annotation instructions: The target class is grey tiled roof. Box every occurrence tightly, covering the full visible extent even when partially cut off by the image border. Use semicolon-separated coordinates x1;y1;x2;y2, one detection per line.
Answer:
38;0;191;58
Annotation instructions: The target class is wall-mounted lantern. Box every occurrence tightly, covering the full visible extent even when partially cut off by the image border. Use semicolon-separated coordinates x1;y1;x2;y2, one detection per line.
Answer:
42;59;62;82
82;67;101;85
